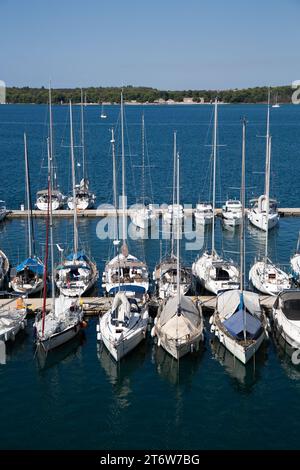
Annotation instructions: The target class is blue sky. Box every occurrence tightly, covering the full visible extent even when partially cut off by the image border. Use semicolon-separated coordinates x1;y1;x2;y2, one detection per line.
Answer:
0;0;299;89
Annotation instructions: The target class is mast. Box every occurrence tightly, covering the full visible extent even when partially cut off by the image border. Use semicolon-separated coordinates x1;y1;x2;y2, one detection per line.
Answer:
141;113;145;205
171;131;177;257
69;100;78;256
120;91;127;252
49;83;56;191
176;151;181;314
47;138;55;311
24;133;34;258
211;98;218;254
264;88;270;194
240;119;246;291
111;128;118;245
80;88;86;179
264;135;271;260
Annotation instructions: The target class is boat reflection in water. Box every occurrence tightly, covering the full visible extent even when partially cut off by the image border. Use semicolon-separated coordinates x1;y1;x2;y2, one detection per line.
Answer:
97;339;147;388
273;330;300;381
210;337;268;389
153;343;204;386
35;330;86;370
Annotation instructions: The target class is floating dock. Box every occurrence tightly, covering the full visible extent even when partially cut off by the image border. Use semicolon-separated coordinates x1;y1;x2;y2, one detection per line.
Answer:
5;207;300;218
0;295;276;316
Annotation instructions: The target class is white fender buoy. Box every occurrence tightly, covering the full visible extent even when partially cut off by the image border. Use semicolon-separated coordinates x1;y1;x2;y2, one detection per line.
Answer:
154;317;157;325
210;325;215;333
97;332;102;341
209;316;214;325
150;327;156;338
96;324;100;332
157;338;161;347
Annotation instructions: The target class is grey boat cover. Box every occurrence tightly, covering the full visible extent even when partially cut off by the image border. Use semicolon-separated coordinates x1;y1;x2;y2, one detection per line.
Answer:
217;289;262;320
158;295;202;340
276;290;300;321
159;295;201;328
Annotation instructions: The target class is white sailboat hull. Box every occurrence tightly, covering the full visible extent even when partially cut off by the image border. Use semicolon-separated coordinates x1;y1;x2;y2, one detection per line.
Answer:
0;309;27;342
99;311;148;361
37;322;82;351
212;325;265;364
249;261;291;296
11;279;43;296
192;253;240;295
67;196;95;210
36;200;63;211
248;209;279;231
130;209;157;229
158;331;203;360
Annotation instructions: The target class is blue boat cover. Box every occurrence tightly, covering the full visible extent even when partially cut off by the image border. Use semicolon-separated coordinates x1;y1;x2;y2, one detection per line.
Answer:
66;251;89;262
223;309;262;339
16;257;44;275
109;285;146;295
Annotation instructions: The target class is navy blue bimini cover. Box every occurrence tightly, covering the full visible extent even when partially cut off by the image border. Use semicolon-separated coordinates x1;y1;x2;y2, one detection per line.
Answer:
109;285;146;295
66;251;89;262
223;309;262;339
16;257;44;275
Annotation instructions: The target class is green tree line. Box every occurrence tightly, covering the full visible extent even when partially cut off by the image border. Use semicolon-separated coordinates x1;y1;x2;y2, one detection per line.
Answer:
5;85;293;104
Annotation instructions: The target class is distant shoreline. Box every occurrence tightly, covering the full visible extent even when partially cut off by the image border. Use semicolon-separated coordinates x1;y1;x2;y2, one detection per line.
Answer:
2;84;292;105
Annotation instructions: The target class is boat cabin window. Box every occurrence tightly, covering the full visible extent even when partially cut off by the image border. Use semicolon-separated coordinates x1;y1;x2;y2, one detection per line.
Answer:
215;267;230;281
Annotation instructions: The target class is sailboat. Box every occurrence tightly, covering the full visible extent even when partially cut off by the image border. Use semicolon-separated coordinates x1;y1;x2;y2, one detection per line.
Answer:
249;135;291;296
194;202;213;225
11;134;44;295
221;199;243;228
152;152;204;360
272;290;300;349
100;103;107;119
102;92;149;295
67;89;96;210
36;85;65;211
272;92;280;108
153;133;191;300
55;101;98;297
163;133;184;224
0;249;9;290
130;114;157;229
0;298;27;345
97;290;149;361
248;90;279;231
210;119;268;365
291;232;300;284
192;99;240;295
34;137;84;351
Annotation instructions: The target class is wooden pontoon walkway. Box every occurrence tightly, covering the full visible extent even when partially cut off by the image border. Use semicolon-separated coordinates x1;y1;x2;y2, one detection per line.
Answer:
0;295;276;316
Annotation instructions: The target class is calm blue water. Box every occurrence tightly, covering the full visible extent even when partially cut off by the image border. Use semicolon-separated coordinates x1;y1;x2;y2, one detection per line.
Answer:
0;104;300;450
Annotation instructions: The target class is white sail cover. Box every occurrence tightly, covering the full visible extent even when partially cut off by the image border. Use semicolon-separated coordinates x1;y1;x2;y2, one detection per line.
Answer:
217;290;262;320
111;292;131;322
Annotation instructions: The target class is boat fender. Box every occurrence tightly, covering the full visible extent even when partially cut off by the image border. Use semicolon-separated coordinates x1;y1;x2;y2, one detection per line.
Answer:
215;329;219;338
219;334;224;344
21;321;25;330
97;332;102;341
80;320;88;329
4;333;8;342
209;316;213;325
154;317;157;325
150;327;156;338
96;324;100;332
191;343;194;353
157;338;161;347
210;324;215;333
